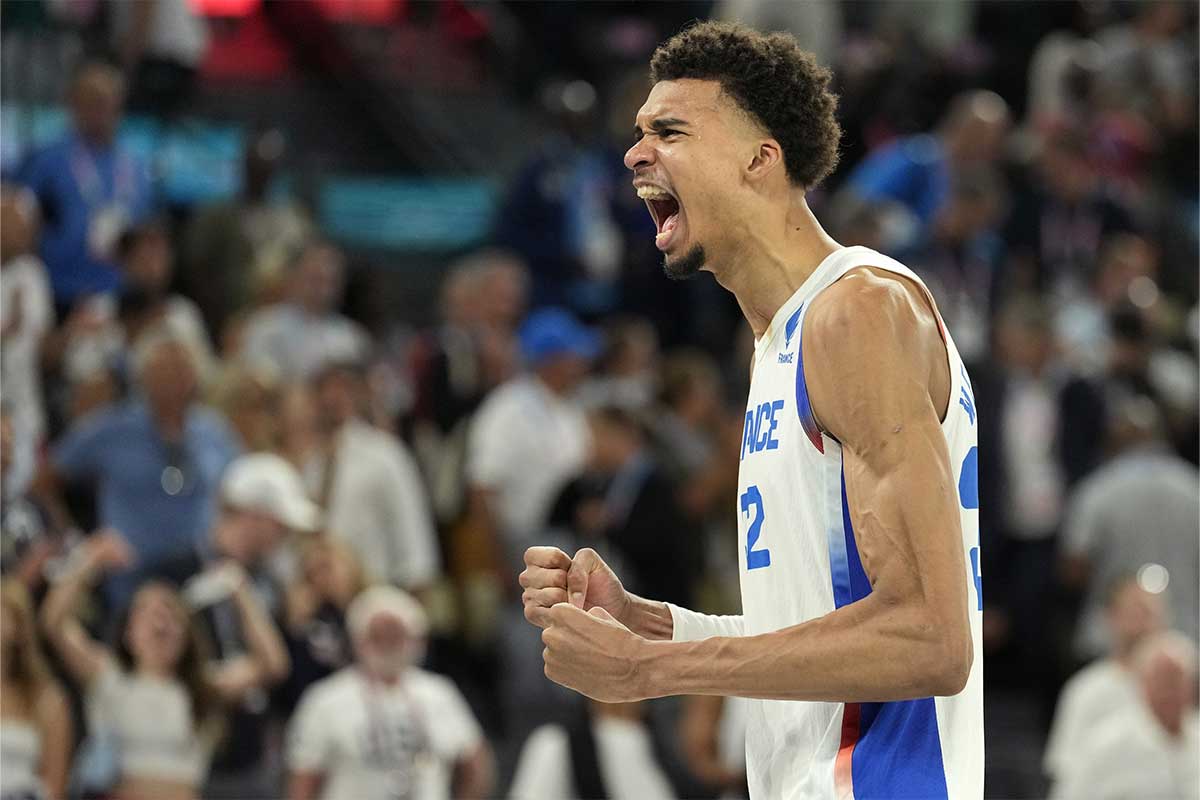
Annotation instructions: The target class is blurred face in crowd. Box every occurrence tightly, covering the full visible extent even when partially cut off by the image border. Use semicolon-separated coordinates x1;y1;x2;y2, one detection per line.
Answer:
292;245;346;315
536;353;591;395
1106;581;1166;657
124;583;190;674
0;188;38;264
625;79;769;280
941;92;1010;166
70;64;124;146
301;538;362;608
1140;647;1196;736
314;367;362;431
139;341;198;417
994;307;1054;374
588;413;642;472
1041;139;1096;202
122;226;173;293
221;508;288;565
356;612;413;683
479;258;529;331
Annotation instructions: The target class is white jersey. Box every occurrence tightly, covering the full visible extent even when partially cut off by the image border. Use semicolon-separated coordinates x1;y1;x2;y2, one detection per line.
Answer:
735;246;983;799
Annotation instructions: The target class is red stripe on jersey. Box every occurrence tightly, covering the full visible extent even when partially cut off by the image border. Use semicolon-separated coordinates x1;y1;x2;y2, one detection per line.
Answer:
835;702;860;800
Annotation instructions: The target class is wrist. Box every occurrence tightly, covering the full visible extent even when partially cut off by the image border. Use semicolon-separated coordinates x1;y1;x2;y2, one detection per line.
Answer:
623;594;675;641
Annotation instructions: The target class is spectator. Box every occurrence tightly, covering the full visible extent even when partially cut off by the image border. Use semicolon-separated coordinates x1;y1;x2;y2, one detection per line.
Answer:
1044;577;1167;781
277;536;368;715
1;409;64;596
18;61;153;310
679;694;748;800
181;130;313;336
239;242;370;382
0;579;73;800
462;307;596;580
508;700;678;800
38;330;241;606
287;585;493;800
303;361;440;592
838;90;1011;248
1051;632;1199;800
152;452;315;799
208;365;283;452
111;0;210;116
654;350;724;480
0;185;53;497
41;531;287;800
578;316;660;411
1060;394;1200;660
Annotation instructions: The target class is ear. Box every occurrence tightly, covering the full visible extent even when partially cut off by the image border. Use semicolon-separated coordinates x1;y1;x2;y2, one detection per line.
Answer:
746;139;784;184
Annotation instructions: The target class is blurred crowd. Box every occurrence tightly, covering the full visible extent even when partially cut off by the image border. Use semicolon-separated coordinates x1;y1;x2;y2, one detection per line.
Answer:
1;2;1198;799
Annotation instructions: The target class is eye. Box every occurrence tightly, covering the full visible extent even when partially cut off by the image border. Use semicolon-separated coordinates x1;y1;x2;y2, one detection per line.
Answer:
660;129;682;140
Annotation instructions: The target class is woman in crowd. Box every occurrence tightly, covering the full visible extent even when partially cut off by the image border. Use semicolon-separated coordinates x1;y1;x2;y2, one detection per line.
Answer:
40;531;288;800
0;580;73;800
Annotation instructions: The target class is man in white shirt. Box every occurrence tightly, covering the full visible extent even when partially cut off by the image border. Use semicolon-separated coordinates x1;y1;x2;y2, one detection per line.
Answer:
306;361;440;591
1044;576;1166;780
240;242;370;381
1051;632;1199;800
287;586;493;800
509;700;677;800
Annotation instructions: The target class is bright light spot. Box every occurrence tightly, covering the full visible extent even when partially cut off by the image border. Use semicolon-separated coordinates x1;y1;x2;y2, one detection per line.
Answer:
1128;276;1159;309
1137;563;1170;595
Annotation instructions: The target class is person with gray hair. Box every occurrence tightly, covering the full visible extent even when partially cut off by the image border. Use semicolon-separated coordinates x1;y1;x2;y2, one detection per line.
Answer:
1051;631;1198;799
286;585;494;800
35;329;240;608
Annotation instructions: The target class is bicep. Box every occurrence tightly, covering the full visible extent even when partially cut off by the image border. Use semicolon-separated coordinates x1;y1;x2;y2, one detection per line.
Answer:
51;623;111;687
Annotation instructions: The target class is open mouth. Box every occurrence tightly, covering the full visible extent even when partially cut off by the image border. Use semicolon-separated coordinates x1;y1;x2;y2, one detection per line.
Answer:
637;185;683;251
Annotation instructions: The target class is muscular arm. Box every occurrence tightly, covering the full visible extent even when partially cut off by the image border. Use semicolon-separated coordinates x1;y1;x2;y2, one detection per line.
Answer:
636;269;971;702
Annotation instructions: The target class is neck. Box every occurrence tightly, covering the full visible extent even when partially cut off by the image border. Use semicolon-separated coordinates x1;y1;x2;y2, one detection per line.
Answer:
711;195;841;339
152;404;187;438
135;662;175;681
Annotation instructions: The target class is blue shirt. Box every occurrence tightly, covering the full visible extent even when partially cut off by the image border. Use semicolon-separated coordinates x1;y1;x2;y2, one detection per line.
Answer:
19;134;153;303
846;134;949;226
53;400;239;604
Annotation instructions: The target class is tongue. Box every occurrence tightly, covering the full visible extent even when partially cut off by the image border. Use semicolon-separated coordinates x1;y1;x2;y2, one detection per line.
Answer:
661;213;678;234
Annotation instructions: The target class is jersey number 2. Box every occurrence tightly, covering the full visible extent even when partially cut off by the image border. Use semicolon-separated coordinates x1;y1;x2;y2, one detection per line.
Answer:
741;485;771;570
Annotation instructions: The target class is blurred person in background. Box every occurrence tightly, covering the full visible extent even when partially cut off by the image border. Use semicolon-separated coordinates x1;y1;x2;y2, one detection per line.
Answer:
36;330;240;607
181;130;313;337
40;530;286;800
0;185;53;498
303;360;440;594
208;365;283;452
653;349;724;483
836;90;1011;252
0;579;73;800
239;241;370;381
1060;394;1199;661
1;409;63;599
152;452;313;800
110;0;210;117
577;316;660;410
286;585;493;800
1050;631;1198;800
1044;576;1166;782
679;694;748;800
17;61;153;311
508;699;678;800
277;536;368;715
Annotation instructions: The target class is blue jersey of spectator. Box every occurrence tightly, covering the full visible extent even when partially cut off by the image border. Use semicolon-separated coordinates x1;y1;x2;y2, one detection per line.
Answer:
845;133;950;227
20;132;153;305
52;399;239;604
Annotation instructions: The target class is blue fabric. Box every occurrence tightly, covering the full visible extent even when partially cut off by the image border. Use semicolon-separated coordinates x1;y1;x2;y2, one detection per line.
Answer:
847;135;949;226
18;134;153;303
520;306;601;364
835;465;949;799
52;401;239;604
958;446;979;510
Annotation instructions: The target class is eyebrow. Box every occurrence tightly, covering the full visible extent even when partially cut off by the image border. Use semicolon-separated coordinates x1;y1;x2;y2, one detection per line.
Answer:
634;117;690;137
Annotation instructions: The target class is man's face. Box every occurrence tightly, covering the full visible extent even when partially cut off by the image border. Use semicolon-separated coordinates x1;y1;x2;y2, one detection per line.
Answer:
294;247;344;313
141;343;197;412
624;79;755;280
71;70;123;145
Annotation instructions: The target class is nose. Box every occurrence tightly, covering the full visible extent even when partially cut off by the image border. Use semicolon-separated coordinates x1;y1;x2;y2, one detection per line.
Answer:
624;137;654;171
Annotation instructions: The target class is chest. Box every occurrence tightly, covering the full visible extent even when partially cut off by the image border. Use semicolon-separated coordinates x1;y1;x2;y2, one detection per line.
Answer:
103;427;225;500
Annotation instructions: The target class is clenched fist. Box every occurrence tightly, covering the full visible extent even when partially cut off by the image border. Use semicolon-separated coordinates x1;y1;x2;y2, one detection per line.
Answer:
519;546;630;629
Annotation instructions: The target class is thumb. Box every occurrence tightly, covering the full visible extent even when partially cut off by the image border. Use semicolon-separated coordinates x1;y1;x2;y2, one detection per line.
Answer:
567;548;598;609
588;606;615;622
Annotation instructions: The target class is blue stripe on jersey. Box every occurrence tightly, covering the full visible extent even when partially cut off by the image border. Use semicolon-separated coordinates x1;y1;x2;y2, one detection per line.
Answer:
792;304;826;454
835;464;950;799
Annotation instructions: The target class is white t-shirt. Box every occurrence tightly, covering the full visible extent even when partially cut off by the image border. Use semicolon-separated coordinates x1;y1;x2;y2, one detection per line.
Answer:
1044;659;1140;779
0;255;53;495
287;666;483;800
1051;703;1199;800
508;717;676;800
307;419;440;589
465;375;590;554
239;304;369;381
86;662;212;786
0;720;43;798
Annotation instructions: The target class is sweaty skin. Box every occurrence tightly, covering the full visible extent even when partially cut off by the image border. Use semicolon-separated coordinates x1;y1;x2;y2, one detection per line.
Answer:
521;75;973;706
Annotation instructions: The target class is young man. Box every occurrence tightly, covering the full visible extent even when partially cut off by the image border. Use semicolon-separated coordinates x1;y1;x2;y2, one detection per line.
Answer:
520;21;984;799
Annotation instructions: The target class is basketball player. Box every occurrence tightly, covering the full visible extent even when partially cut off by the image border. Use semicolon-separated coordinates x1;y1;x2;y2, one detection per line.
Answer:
519;21;984;799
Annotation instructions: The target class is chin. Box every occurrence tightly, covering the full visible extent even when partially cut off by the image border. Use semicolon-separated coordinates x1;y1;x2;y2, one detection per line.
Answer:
663;244;706;281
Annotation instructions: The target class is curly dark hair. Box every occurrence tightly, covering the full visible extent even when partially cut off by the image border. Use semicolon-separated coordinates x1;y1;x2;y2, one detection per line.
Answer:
650;21;841;189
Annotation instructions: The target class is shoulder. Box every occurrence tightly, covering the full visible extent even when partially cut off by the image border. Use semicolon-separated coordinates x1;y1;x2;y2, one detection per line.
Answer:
301;667;357;707
408;667;464;702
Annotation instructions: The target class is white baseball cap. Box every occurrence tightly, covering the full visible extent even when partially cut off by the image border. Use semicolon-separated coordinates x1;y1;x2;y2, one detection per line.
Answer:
221;453;320;533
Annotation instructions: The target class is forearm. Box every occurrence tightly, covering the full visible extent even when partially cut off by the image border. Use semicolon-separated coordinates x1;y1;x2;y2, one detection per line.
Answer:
41;557;98;633
232;586;290;684
619;594;675;641
641;594;969;703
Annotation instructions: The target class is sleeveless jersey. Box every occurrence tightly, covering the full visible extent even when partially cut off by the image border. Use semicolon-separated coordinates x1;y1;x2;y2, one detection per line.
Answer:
735;246;983;799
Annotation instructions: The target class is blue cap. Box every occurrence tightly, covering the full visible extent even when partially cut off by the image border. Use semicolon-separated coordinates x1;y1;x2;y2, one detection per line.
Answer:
520;307;602;365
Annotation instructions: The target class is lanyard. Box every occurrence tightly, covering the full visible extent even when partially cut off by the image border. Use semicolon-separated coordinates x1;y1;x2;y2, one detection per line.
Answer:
358;670;434;800
69;140;137;212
